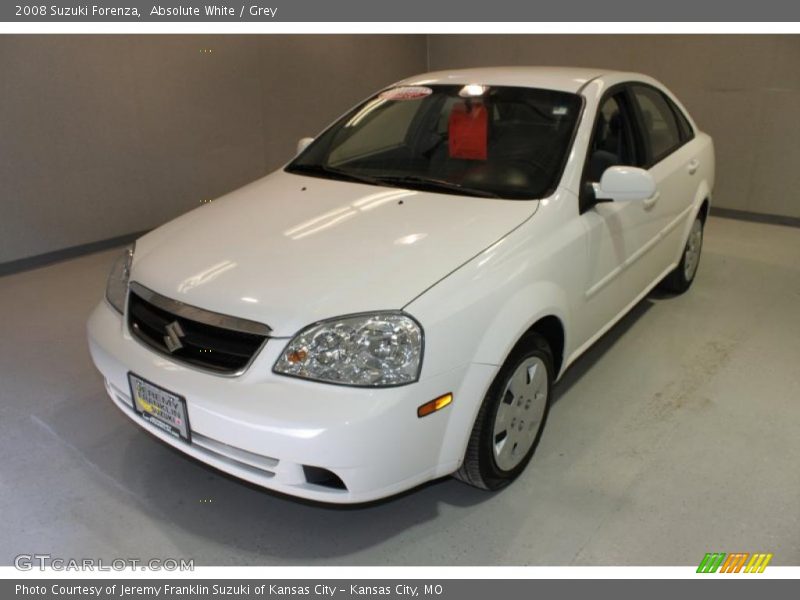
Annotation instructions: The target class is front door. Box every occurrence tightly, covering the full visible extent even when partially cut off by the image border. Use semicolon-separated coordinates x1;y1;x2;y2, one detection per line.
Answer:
576;87;666;348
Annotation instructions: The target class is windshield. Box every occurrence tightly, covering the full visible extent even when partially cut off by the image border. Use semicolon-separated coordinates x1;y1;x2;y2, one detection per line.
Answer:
287;84;583;200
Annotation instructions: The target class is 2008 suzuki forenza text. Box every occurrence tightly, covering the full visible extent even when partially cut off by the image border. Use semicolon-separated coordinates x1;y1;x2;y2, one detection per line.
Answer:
88;67;715;502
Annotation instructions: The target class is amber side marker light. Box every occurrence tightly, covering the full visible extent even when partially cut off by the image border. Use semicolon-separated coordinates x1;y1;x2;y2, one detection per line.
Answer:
417;393;453;418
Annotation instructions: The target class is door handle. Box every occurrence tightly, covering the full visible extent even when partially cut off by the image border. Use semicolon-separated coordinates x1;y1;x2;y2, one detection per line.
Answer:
687;159;700;175
643;191;660;209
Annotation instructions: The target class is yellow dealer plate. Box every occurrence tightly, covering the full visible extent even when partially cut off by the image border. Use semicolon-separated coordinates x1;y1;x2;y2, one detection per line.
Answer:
128;373;191;442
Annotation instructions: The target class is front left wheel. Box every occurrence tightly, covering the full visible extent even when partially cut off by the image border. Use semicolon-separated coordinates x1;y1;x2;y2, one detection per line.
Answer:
454;333;553;491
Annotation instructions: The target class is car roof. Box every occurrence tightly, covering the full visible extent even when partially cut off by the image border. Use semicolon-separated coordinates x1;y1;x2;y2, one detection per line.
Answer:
395;66;638;94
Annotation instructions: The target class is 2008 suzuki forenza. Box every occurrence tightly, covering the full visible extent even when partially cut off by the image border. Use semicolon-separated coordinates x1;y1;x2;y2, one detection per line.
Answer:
88;67;714;502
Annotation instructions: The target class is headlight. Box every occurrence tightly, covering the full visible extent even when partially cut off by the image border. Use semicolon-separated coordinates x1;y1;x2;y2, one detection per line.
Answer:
273;312;423;387
105;244;134;314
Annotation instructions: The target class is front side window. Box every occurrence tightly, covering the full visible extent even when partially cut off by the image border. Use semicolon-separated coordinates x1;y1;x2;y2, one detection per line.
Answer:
631;85;683;164
587;93;637;182
287;85;583;200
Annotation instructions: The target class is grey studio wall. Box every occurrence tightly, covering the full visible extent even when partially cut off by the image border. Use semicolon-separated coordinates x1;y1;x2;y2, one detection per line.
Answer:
1;34;799;270
0;35;427;267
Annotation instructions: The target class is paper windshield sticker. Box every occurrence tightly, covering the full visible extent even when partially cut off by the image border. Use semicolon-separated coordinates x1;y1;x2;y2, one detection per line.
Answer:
448;102;488;160
378;86;433;101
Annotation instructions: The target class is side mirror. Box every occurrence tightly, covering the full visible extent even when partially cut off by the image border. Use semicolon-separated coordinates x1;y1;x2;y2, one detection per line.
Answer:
593;166;657;202
296;137;314;155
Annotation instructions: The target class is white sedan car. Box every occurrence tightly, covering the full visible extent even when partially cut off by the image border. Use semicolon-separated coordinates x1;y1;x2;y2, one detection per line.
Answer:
88;67;714;503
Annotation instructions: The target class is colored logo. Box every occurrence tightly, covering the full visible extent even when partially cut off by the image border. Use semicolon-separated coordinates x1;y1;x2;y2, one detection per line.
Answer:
697;552;773;573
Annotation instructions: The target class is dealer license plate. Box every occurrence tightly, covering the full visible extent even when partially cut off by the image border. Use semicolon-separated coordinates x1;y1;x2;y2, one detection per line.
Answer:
128;373;191;441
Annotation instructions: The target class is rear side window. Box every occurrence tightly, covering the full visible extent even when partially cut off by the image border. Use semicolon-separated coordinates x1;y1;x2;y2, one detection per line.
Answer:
631;85;684;165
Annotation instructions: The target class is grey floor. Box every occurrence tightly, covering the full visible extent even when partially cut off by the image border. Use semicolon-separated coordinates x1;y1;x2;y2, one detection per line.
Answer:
1;216;798;566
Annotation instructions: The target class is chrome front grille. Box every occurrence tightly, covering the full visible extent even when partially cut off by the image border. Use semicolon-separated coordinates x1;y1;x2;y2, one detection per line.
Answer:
127;282;271;375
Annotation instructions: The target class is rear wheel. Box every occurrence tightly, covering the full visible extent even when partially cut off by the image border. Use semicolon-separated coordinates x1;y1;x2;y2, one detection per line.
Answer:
660;215;704;294
455;333;553;490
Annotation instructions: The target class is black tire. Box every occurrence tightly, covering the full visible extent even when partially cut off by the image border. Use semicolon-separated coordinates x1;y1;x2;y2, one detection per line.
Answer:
659;215;704;294
454;332;554;491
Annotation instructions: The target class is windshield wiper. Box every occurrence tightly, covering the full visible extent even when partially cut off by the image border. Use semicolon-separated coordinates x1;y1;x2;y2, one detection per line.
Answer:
373;175;500;198
288;164;386;187
289;165;500;198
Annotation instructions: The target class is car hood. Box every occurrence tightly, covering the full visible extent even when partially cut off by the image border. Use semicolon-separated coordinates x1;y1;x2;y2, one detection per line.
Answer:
132;171;538;336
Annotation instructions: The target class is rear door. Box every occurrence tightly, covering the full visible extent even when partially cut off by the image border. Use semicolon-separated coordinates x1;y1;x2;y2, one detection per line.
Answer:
629;84;701;273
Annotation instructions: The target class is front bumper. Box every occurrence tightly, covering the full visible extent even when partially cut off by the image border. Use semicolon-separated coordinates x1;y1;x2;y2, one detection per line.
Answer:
87;301;494;503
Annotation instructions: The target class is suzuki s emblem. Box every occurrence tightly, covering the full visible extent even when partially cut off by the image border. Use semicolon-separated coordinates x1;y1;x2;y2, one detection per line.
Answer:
163;320;186;353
